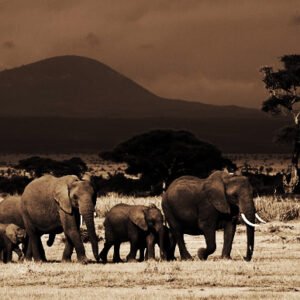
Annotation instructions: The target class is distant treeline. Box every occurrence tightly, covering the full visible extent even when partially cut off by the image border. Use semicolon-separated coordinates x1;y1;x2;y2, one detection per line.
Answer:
0;117;289;153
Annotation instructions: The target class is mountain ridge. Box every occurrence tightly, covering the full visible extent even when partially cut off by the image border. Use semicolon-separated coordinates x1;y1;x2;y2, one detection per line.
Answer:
0;55;264;119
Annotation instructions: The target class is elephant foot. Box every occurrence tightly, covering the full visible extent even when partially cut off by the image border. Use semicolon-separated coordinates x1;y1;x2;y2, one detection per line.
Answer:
78;256;89;265
62;258;72;263
243;255;252;262
127;257;137;263
221;255;232;260
113;258;123;263
98;252;107;264
167;256;176;261
33;257;44;263
18;254;25;262
145;257;156;262
197;248;208;260
180;253;193;261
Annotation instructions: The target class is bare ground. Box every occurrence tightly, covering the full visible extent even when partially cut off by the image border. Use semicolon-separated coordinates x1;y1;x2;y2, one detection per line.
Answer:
0;219;299;299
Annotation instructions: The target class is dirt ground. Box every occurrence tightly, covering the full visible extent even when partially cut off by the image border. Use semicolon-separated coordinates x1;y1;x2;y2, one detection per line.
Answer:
0;218;299;299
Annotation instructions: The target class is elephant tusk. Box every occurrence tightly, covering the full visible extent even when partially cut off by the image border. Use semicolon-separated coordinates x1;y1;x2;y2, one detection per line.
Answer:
255;213;267;224
241;213;259;227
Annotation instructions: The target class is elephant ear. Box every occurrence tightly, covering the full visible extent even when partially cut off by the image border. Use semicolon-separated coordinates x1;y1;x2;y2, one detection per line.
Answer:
129;206;148;231
6;225;17;244
204;177;231;214
54;176;79;214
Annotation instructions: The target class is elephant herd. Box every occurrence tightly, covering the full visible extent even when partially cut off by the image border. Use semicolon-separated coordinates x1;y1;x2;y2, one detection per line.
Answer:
0;170;267;264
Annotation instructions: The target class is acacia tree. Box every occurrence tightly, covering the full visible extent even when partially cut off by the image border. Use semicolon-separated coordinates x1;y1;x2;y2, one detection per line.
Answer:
260;55;300;191
100;129;235;193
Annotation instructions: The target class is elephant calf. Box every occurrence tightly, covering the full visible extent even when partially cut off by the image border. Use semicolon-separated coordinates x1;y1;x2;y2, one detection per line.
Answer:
0;223;26;263
99;203;167;263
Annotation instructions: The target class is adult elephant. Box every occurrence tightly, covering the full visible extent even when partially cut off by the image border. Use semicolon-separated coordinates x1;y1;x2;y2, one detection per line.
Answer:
99;204;166;263
0;196;55;258
21;174;99;264
162;171;265;262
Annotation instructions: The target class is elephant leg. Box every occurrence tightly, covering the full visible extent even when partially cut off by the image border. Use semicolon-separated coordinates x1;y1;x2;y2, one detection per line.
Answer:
13;245;24;261
62;236;74;262
37;236;47;262
163;208;192;260
127;232;139;262
60;212;88;264
99;241;113;263
146;233;155;260
172;229;192;260
221;220;237;259
28;235;43;262
113;243;123;263
2;248;8;263
138;247;145;262
5;243;13;263
22;215;43;262
197;223;216;260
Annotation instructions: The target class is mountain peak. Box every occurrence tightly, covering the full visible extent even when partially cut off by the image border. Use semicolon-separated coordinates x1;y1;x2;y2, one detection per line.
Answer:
0;55;262;119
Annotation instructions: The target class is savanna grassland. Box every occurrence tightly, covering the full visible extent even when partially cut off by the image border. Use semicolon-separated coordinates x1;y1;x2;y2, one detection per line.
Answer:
0;153;299;299
0;194;299;300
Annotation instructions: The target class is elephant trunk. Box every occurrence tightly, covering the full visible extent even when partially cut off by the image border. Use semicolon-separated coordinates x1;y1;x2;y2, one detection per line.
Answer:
239;196;255;261
80;203;99;262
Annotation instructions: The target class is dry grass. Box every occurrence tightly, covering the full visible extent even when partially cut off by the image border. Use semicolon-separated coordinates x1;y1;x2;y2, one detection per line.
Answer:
0;221;299;299
0;195;299;299
255;195;300;222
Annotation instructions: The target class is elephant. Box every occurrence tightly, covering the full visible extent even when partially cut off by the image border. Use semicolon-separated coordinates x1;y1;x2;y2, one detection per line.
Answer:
0;195;56;258
99;203;166;263
21;174;99;264
162;171;266;262
0;223;26;263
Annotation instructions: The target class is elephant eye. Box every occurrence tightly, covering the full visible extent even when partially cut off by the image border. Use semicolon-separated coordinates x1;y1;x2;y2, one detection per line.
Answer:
73;194;79;200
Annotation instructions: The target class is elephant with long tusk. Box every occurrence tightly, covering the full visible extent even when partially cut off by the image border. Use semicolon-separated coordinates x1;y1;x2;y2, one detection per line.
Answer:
21;174;99;264
162;171;267;262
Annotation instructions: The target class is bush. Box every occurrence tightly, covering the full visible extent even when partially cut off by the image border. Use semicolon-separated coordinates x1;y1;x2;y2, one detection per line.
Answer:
15;156;88;177
0;175;32;195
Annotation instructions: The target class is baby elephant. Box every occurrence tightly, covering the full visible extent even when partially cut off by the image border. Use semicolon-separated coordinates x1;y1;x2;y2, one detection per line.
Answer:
99;203;167;263
0;224;26;263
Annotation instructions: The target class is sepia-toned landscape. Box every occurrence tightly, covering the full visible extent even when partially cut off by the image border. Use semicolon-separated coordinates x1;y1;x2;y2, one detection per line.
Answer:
1;1;300;300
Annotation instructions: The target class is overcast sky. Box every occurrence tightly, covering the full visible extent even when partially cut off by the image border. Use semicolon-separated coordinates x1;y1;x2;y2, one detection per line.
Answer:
1;0;300;108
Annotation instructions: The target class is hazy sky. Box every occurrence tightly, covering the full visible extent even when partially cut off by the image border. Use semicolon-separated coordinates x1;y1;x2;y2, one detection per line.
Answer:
1;0;300;108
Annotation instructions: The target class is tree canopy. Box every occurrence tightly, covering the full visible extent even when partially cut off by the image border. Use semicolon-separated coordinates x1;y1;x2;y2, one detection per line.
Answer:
100;130;235;189
260;54;300;192
261;55;300;118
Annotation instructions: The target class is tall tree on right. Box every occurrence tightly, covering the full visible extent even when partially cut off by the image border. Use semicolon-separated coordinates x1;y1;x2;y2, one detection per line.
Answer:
260;55;300;192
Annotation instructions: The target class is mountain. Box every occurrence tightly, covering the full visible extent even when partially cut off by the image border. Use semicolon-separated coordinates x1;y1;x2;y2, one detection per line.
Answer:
1;55;264;119
0;55;289;153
